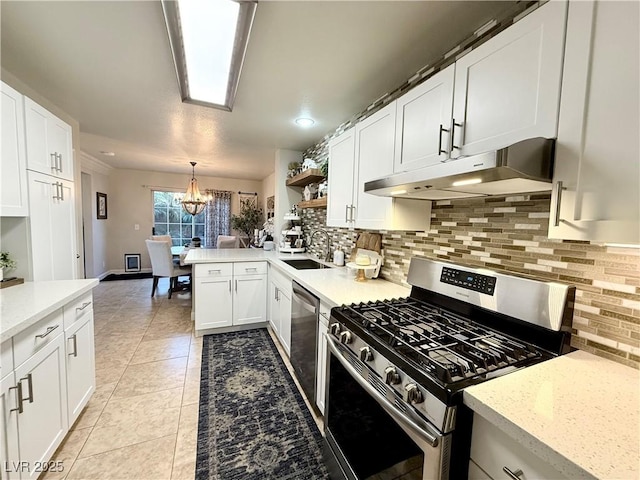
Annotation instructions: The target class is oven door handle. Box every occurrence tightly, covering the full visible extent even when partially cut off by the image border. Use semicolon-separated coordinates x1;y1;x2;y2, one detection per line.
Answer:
326;334;441;448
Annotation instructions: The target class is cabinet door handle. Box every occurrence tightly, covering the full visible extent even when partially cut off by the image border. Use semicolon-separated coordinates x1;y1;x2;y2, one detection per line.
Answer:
35;324;59;339
345;205;350;223
228;279;232;293
350;205;356;222
60;182;64;201
19;374;34;404
438;124;450;156
68;334;78;357
502;467;524;480
245;267;257;272
319;312;330;320
274;286;279;301
208;269;221;274
52;183;60;200
8;383;23;414
450;118;462;151
50;153;58;172
76;301;92;312
553;181;567;227
235;279;238;292
57;153;63;173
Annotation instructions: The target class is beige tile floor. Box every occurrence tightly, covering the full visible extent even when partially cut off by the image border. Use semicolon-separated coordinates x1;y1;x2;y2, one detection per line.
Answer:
43;277;322;480
43;278;201;480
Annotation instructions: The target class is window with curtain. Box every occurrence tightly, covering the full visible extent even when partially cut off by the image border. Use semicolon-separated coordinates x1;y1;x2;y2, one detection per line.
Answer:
204;190;233;247
152;191;205;246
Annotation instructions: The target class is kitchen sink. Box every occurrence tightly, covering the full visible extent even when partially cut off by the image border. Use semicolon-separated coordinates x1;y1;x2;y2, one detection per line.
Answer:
281;259;331;270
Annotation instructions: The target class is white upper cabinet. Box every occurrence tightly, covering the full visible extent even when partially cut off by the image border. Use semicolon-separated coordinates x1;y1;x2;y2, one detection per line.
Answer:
352;102;399;229
394;64;455;172
24;97;74;182
326;128;356;228
327;103;430;231
549;1;639;244
451;0;567;158
1;82;29;217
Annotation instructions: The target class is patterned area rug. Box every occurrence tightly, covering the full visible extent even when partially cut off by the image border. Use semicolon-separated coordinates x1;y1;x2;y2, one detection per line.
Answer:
196;328;329;480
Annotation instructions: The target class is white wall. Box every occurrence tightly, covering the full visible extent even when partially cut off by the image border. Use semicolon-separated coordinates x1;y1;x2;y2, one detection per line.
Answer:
107;168;263;271
80;153;112;279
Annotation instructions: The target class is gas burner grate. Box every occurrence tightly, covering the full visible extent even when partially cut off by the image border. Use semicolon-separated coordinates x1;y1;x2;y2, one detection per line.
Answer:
344;298;542;384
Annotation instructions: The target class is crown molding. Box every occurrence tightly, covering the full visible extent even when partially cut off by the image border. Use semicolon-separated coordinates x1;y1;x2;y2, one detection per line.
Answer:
80;151;114;176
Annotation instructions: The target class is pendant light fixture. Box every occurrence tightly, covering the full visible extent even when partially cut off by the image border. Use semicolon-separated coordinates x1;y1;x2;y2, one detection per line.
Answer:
181;161;206;215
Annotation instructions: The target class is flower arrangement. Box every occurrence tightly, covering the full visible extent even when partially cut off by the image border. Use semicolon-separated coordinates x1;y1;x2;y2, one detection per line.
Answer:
0;251;16;271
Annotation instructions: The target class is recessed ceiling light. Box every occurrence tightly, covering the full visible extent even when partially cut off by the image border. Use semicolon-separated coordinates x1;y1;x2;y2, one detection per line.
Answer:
295;117;315;128
100;151;116;156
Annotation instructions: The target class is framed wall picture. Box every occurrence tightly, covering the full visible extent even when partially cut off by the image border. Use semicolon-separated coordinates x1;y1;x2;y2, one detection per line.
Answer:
97;192;108;219
124;254;141;272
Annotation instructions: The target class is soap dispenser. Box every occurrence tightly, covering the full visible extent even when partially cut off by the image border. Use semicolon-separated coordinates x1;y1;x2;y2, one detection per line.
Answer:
333;247;345;266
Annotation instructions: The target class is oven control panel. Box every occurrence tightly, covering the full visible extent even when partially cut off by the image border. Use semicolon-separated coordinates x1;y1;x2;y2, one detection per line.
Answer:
440;267;496;295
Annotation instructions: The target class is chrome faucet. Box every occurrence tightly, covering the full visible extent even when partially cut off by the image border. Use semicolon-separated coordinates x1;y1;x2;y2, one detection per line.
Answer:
309;229;332;262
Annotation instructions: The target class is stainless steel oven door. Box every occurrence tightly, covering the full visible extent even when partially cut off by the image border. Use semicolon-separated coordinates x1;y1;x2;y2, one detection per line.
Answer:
324;334;451;480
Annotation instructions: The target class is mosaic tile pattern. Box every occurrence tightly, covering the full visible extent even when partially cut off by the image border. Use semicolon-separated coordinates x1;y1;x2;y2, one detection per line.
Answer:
300;194;640;370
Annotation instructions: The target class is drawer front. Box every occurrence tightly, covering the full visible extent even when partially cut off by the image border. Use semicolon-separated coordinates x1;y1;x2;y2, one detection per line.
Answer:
195;263;233;278
1;339;13;377
13;309;64;367
234;261;267;276
63;292;93;329
470;414;566;480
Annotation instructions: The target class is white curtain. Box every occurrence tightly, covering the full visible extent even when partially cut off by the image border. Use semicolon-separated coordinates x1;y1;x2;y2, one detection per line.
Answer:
204;190;232;247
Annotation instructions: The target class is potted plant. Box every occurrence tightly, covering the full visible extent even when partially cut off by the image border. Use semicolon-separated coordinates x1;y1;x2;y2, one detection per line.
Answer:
0;251;17;282
231;198;264;247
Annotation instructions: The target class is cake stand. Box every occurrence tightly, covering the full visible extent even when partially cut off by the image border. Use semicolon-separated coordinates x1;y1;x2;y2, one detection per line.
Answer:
346;262;378;282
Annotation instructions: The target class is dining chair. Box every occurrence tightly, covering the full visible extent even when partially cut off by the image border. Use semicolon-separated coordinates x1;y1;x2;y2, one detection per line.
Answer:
217;235;238;249
145;239;191;298
151;235;172;244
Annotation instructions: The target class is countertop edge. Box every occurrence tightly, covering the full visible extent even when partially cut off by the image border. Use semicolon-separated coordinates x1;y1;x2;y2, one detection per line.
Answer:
1;279;99;343
463;392;597;480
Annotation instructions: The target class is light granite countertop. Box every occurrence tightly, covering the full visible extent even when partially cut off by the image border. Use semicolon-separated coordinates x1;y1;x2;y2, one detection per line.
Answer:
0;279;99;343
185;248;410;307
463;350;640;480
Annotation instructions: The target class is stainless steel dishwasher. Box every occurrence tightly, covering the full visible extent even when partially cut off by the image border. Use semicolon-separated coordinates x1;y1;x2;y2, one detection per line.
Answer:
291;281;320;415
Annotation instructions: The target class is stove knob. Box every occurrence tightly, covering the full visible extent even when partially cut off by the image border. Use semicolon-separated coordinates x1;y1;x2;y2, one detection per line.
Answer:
359;346;373;362
405;383;424;404
330;323;341;337
384;366;401;385
339;330;352;345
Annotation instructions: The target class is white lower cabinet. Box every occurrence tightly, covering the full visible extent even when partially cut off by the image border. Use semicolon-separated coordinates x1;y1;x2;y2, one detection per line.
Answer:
0;372;21;480
194;262;267;331
470;414;566;480
315;302;330;414
0;292;96;480
267;265;292;355
233;275;267;326
65;313;95;426
14;333;68;480
195;275;234;329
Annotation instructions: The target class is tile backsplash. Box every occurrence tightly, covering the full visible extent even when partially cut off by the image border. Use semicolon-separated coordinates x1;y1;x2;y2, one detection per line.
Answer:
300;194;640;369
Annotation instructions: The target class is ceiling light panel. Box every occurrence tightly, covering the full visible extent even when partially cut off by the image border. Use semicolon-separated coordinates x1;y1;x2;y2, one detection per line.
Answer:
162;0;257;111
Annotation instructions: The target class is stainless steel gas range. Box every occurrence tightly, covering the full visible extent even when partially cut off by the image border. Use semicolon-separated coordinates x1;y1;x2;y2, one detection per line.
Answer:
323;258;575;480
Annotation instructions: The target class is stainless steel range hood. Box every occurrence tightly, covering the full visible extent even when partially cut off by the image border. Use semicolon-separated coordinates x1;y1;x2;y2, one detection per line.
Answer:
364;137;555;200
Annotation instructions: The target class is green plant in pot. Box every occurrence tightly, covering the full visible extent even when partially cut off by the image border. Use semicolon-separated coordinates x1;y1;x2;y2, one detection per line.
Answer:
231;198;264;247
0;251;17;282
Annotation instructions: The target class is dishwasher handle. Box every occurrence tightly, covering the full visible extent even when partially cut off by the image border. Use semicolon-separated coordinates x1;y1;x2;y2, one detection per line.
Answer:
292;281;319;314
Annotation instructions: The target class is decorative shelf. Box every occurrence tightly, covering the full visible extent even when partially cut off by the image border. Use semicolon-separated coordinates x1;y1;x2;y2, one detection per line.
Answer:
286;168;325;187
297;197;327;209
